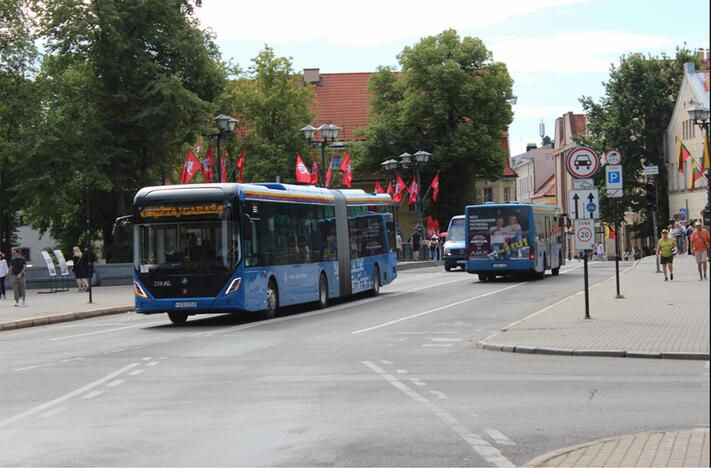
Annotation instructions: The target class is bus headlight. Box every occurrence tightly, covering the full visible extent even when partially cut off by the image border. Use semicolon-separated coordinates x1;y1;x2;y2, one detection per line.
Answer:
134;281;148;298
225;277;242;295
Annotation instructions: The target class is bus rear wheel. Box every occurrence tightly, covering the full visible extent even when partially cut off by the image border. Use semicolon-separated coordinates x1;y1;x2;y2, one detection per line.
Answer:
318;274;328;309
371;266;380;297
265;280;278;319
168;312;188;325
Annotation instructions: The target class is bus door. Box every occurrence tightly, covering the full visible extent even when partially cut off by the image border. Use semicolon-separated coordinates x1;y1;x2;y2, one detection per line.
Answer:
545;217;552;266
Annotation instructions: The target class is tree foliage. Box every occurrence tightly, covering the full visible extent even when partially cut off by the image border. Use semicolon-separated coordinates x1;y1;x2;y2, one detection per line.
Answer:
220;46;313;183
580;48;698;226
21;0;226;259
359;29;514;223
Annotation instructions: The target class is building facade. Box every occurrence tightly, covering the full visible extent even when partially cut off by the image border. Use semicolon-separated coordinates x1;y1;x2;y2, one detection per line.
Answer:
511;142;555;203
665;57;710;224
553;112;587;215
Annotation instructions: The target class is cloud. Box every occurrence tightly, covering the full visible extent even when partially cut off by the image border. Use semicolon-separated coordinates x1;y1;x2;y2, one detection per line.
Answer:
195;0;588;47
490;30;673;74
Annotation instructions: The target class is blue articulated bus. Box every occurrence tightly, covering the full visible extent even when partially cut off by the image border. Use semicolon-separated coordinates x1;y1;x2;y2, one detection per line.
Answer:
129;183;397;324
464;202;565;281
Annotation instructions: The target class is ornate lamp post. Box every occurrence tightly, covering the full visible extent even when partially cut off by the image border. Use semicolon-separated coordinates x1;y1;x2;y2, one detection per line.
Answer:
398;150;431;236
213;114;238;182
300;123;342;186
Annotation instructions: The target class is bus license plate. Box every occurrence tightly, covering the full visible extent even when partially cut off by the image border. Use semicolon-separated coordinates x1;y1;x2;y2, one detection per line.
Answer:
492;263;507;268
457;260;466;264
175;301;197;308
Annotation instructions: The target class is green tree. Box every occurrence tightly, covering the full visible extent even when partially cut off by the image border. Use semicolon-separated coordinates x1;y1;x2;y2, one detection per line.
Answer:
580;48;698;228
25;0;226;260
220;46;314;183
0;0;39;253
359;29;514;223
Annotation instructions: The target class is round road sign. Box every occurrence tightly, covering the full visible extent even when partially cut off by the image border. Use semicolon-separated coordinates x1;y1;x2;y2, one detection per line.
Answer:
604;150;622;165
576;226;593;243
566;147;600;178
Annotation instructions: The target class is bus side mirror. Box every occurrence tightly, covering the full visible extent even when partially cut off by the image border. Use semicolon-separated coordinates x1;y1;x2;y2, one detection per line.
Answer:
112;215;134;243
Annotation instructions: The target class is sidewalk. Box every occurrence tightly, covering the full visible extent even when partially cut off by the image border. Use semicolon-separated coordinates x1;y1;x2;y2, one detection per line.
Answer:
479;255;710;360
526;428;710;467
0;285;134;331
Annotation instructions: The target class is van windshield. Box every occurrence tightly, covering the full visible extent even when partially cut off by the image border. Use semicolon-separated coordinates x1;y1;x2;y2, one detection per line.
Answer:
447;218;465;242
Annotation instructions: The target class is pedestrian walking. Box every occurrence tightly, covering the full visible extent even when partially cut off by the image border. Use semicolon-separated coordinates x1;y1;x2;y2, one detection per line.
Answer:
9;248;27;306
395;232;403;260
633;245;642;261
655;229;676;281
411;230;421;261
689;222;709;281
674;222;685;253
72;246;89;292
686;221;696;255
0;251;8;299
428;235;440;263
595;242;605;261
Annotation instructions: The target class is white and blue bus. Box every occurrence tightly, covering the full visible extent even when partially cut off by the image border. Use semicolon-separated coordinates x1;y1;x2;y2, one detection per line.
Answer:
127;183;397;324
443;215;466;271
464;202;565;281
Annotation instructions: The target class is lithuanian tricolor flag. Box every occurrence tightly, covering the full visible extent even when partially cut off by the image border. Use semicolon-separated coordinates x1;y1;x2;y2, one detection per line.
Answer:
690;164;703;191
678;139;691;173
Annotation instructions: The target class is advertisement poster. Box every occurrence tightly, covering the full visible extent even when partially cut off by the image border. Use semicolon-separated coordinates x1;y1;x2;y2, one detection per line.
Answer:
41;250;58;277
53;249;70;276
467;206;531;261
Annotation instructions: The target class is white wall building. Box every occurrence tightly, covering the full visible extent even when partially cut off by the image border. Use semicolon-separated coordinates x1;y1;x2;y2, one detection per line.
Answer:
511;143;555;203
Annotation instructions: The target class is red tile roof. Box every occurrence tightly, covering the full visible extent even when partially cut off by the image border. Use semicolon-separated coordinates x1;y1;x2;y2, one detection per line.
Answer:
533;174;556;198
311;73;373;141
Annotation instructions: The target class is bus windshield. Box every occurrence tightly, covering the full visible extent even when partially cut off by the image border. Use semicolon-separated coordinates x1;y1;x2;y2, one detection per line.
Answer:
467;206;531;261
447;218;465;242
137;221;236;272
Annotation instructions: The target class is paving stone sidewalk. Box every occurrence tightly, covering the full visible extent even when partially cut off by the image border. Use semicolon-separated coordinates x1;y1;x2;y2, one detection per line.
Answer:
480;255;710;359
527;428;710;467
0;285;134;330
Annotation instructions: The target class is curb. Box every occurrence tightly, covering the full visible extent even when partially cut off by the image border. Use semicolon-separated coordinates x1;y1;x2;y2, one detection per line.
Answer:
523;428;710;468
0;306;134;332
397;261;441;271
477;340;710;361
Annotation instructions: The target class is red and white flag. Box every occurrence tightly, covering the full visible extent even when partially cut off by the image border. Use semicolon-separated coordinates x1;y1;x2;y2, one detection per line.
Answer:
295;154;312;183
338;151;353;188
392;175;406;203
310;153;319;185
408;175;418;205
236;146;246;183
202;146;215;182
386;181;394;196
430;171;440;201
374;181;385;194
179;148;200;184
325;156;334;188
220;151;228;183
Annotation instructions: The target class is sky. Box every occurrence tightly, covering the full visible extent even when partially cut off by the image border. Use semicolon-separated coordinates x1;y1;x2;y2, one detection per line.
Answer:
195;0;710;156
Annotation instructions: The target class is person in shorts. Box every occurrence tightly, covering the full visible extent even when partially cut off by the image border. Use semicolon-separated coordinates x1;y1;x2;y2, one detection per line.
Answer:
690;222;709;280
656;229;676;281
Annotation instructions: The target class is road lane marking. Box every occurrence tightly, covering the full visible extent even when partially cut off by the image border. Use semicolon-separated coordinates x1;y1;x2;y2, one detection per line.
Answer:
146;361;159;367
128;369;144;376
363;361;514;467
0;362;140;429
142;357;152;361
81;390;103;399
352;283;526;335
428;390;449;400
50;321;164;341
380;360;393;365
105;379;125;388
13;363;53;372
396;369;408;374
38;407;67;418
485;428;517;446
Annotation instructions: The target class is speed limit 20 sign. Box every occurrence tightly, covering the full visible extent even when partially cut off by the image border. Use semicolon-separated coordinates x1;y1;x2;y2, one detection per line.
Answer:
574;219;595;250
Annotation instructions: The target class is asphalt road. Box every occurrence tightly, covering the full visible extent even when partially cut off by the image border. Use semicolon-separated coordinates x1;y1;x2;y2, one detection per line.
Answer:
1;262;708;467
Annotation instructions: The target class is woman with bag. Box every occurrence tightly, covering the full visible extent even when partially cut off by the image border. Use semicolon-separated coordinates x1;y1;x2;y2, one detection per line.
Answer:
72;246;89;292
0;251;9;299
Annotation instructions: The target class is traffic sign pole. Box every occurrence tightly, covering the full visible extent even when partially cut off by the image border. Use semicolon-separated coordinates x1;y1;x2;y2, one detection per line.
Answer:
614;222;624;299
584;252;590;319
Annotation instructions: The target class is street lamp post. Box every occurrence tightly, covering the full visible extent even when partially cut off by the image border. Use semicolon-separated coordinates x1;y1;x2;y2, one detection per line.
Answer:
688;104;710;268
381;158;400;234
300;123;342;186
399;150;431;236
213;114;238;182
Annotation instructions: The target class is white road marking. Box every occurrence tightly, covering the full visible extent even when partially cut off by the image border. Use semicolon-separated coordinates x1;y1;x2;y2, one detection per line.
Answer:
104;348;125;354
146;361;159;367
428;390;449;400
13;363;53;372
0;362;140;429
81;390;103;399
128;369;144;376
485;428;517;446
352;283;526;335
380;360;394;365
142;357;152;361
105;379;125;388
60;357;85;362
408;378;427;387
50;321;163;341
38;407;67;418
396;369;408;374
363;361;514;467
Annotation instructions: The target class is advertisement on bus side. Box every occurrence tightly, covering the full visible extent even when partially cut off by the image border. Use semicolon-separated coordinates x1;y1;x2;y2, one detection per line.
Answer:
467;206;531;261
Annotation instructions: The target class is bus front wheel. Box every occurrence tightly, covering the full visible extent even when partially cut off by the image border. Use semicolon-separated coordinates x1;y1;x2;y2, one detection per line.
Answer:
318;274;329;308
168;311;188;325
265;280;279;319
371;266;380;297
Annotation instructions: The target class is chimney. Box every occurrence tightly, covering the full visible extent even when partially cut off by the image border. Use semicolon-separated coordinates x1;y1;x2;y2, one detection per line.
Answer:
303;68;321;85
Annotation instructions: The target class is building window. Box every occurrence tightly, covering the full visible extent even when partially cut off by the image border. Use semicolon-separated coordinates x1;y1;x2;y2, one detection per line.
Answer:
504;187;510;202
483;187;493;202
